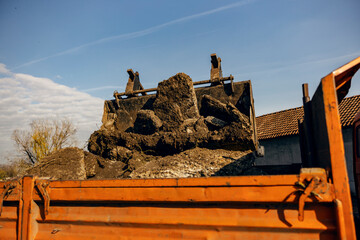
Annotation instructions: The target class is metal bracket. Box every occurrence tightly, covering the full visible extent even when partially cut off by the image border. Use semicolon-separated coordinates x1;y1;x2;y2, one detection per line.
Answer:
0;180;18;216
124;69;146;98
35;179;50;219
210;53;223;86
296;168;330;221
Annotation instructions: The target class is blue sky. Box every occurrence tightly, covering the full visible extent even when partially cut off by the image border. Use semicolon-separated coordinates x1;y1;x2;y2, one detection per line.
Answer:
0;0;360;162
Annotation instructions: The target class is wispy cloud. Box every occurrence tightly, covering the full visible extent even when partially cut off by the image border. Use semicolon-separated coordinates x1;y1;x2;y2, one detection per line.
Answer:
0;63;104;162
82;85;122;93
233;51;360;77
12;0;255;70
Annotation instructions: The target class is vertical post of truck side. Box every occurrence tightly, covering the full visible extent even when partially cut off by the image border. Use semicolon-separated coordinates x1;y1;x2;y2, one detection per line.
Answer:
320;73;356;239
302;57;360;239
18;176;39;240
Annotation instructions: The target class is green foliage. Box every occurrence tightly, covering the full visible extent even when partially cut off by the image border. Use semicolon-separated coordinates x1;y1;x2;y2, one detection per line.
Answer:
0;169;8;179
12;119;77;165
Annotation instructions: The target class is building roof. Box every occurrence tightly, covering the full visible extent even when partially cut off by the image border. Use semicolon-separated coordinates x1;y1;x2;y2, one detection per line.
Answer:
256;95;360;140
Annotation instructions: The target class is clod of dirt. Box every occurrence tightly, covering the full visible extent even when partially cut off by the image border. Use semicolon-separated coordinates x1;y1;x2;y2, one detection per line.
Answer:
204;116;228;129
200;94;250;128
27;147;127;180
133;109;162;135
153;73;200;130
27;147;87;180
109;146;133;162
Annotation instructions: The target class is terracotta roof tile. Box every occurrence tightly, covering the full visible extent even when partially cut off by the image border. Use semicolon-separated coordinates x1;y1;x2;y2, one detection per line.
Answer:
256;95;360;140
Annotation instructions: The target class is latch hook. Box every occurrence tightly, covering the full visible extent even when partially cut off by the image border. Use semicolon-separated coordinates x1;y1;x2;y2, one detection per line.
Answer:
297;177;320;221
35;180;50;219
296;168;330;221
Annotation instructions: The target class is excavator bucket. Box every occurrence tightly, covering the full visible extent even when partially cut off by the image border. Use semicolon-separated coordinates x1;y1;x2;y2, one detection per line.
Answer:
101;53;259;150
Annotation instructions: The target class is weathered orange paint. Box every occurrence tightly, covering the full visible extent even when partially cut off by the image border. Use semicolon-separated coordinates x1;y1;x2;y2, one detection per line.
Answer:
318;56;360;239
334;199;347;240
18;176;39;240
48;174;298;188
0;174;341;240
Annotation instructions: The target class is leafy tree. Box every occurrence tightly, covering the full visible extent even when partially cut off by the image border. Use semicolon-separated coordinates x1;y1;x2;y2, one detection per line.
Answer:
12;119;77;164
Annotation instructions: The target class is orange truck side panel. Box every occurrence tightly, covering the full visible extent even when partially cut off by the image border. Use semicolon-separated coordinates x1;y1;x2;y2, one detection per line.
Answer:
0;175;339;240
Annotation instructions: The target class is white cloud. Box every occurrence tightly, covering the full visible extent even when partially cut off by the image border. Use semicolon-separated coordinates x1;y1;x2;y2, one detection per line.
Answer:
0;63;11;75
0;63;104;163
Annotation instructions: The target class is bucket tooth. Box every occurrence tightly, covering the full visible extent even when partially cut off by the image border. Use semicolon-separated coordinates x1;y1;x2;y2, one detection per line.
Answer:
125;69;146;98
210;53;223;86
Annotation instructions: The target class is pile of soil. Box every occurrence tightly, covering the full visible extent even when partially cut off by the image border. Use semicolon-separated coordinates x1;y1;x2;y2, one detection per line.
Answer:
27;73;259;180
27;148;126;180
88;73;255;159
128;148;255;179
27;147;258;180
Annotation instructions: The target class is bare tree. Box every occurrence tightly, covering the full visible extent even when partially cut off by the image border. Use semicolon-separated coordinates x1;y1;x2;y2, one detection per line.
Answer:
12;119;77;164
0;157;31;179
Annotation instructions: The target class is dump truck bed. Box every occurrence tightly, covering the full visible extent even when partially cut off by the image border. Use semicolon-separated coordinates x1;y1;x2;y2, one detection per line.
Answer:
0;174;339;240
